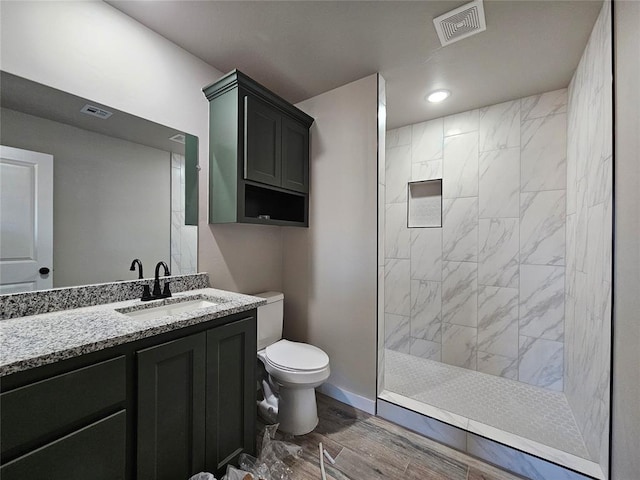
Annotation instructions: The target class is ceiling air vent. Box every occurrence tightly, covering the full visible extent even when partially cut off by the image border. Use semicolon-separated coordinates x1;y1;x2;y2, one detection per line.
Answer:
433;0;487;47
80;104;113;119
169;133;186;144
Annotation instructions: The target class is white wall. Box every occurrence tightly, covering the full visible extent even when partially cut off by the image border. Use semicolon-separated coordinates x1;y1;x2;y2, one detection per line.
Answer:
283;75;379;405
0;0;283;294
612;1;640;479
1;108;170;287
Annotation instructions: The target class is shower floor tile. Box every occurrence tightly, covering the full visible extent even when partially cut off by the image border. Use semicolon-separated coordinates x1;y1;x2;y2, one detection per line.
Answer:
384;349;591;460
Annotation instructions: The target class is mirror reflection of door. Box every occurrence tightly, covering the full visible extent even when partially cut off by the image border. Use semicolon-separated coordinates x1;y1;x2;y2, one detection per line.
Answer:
0;145;53;293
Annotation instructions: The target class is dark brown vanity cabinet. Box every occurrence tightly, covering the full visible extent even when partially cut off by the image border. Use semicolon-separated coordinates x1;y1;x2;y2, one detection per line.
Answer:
0;311;257;480
204;70;313;227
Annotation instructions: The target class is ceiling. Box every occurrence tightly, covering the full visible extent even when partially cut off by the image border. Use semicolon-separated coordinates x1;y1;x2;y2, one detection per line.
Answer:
106;0;602;130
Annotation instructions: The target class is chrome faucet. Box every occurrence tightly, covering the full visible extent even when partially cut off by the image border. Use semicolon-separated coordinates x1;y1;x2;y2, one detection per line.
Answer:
152;261;172;299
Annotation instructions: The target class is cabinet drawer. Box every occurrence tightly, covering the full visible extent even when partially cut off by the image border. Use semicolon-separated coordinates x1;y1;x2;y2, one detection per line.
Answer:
0;410;127;480
1;355;126;457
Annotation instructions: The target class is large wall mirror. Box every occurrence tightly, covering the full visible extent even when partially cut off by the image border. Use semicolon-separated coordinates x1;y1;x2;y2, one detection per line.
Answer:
0;71;198;293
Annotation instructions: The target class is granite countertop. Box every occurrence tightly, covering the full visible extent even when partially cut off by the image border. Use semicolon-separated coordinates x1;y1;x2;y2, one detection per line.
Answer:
0;288;267;377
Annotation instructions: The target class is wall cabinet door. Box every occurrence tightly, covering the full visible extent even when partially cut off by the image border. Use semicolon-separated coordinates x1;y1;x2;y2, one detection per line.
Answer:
137;333;207;480
281;116;309;193
244;95;282;188
205;316;257;476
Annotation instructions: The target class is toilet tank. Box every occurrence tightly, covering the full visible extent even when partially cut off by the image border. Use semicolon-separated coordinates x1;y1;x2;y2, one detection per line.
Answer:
255;291;284;351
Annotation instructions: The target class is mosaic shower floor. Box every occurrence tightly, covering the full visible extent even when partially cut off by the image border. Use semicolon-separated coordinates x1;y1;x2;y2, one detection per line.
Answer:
384;349;591;460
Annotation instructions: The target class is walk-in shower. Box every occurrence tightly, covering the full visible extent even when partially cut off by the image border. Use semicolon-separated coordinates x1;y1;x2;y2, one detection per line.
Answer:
376;3;612;480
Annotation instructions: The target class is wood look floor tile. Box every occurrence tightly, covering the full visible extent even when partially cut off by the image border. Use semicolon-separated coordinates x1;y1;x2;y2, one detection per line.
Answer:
367;414;465;458
291;429;344;460
331;415;468;479
316;421;412;473
292;423;408;478
285;455;342;480
316;397;371;432
467;466;528;480
256;394;523;480
403;461;468;480
331;445;406;480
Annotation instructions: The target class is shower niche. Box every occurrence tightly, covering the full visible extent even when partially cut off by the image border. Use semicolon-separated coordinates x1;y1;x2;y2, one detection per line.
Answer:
407;179;442;228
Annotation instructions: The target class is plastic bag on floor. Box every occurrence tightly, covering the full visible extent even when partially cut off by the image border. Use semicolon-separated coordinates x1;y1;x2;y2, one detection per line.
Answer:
224;424;302;480
258;424;302;466
189;473;216;480
236;456;269;479
223;465;257;480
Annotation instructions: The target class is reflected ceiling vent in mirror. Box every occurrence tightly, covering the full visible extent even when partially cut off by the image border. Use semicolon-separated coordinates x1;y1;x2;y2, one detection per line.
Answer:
433;0;486;47
169;133;186;144
80;104;113;119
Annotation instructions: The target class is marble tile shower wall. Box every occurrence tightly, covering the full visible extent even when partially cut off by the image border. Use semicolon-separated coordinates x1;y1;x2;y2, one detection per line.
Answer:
564;0;612;472
384;90;568;392
171;153;197;275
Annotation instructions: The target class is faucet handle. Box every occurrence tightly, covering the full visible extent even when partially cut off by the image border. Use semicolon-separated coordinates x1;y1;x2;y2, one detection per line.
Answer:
141;284;153;301
162;281;172;298
152;280;162;298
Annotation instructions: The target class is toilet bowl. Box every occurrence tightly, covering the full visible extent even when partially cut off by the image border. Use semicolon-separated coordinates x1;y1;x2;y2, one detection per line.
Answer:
255;292;330;435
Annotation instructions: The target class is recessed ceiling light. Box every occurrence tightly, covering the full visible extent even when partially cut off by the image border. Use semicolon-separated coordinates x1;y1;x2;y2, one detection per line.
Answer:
426;90;451;103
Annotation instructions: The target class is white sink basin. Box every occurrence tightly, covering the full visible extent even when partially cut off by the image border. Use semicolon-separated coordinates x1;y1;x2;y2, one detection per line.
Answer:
119;298;218;321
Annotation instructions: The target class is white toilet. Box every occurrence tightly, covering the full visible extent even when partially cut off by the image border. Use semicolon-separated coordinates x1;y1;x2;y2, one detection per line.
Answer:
255;291;330;435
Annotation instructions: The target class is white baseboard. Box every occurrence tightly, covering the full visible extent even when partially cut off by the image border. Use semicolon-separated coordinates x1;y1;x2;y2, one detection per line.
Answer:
317;382;376;414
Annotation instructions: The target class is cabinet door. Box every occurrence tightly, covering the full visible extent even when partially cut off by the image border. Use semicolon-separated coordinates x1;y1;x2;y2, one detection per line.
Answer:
281;116;309;193
137;333;206;480
205;316;257;475
244;95;282;187
0;411;126;480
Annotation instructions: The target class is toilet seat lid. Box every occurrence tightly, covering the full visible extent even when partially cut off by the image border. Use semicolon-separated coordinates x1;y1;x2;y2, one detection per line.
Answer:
265;340;329;371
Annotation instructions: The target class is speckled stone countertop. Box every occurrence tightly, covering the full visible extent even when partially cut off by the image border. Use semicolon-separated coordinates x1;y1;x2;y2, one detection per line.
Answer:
0;273;210;320
0;287;266;377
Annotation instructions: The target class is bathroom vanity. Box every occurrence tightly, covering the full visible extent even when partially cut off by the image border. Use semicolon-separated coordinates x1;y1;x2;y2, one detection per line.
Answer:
0;283;264;480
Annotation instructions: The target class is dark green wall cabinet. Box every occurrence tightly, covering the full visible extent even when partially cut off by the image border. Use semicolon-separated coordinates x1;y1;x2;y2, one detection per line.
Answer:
204;70;313;227
184;133;199;226
0;311;257;480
